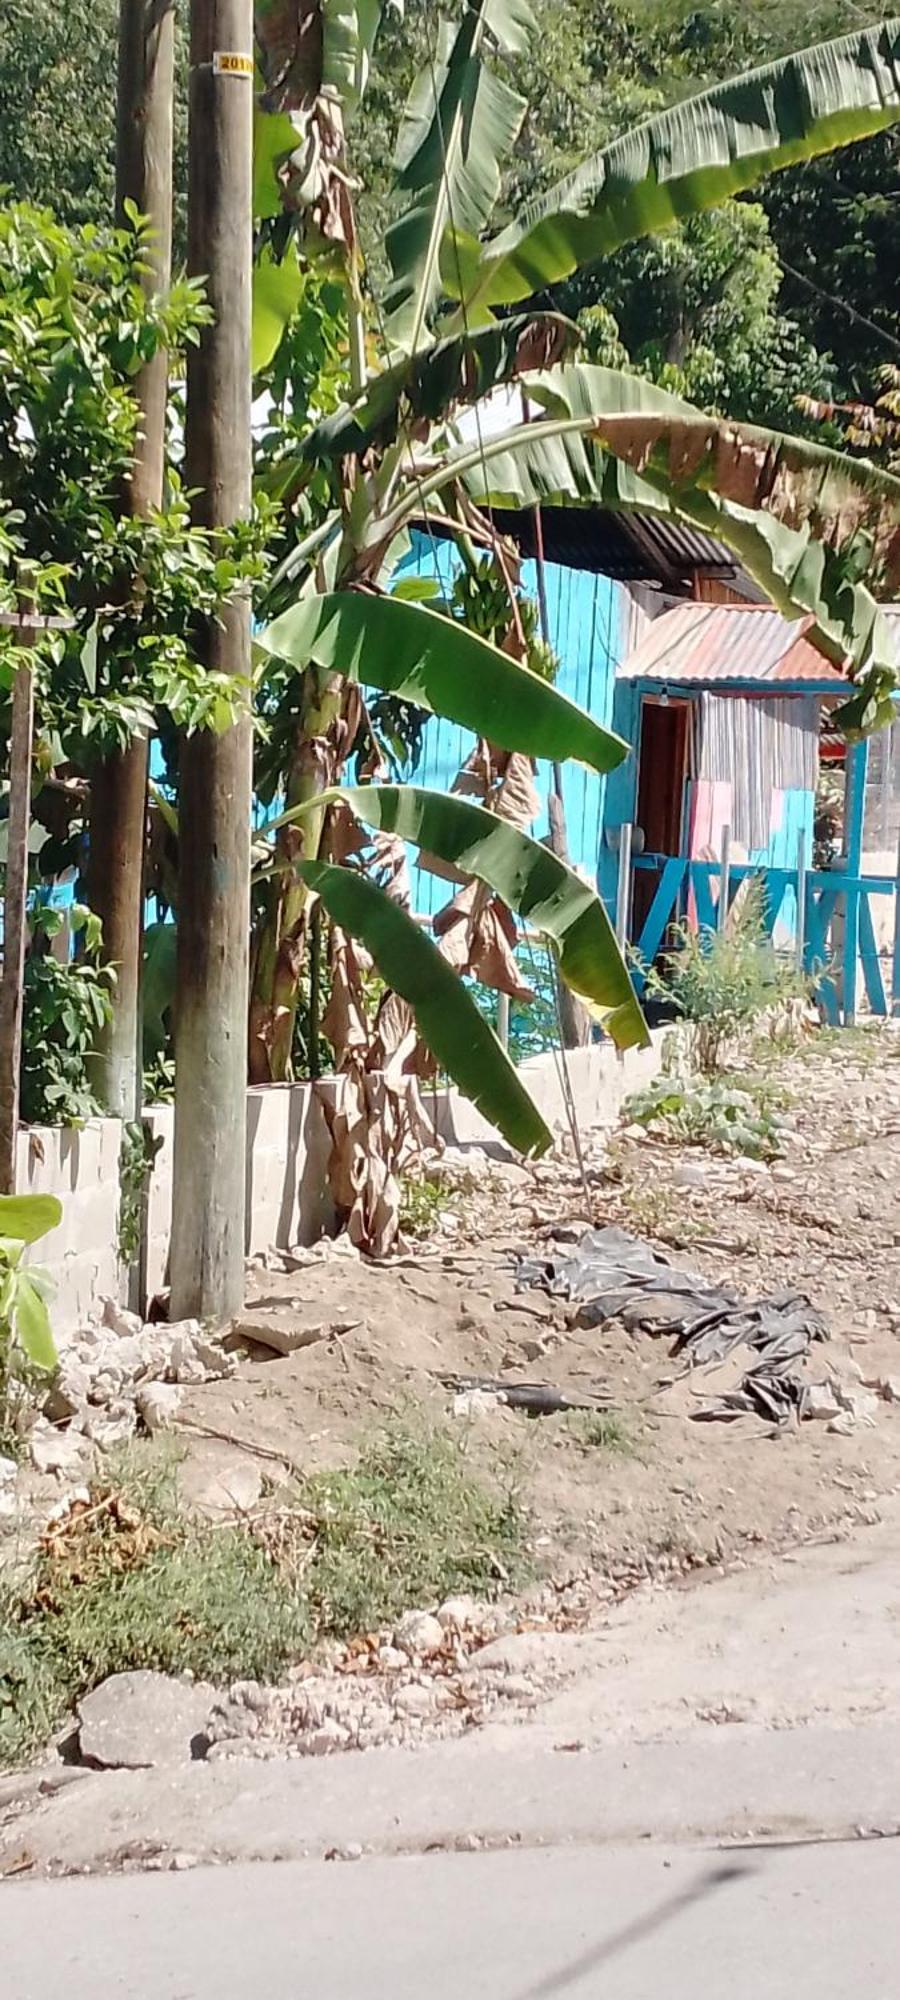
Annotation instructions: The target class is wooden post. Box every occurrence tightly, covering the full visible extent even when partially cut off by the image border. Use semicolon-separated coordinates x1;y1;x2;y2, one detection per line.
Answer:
496;992;510;1050
615;822;633;947
795;827;808;975
88;0;175;1121
0;604;36;1194
842;740;869;1026
717;823;731;935
892;824;900;1019
169;0;253;1321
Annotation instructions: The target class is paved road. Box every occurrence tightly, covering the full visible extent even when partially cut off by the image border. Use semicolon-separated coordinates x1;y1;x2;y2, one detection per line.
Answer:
2;1839;896;2000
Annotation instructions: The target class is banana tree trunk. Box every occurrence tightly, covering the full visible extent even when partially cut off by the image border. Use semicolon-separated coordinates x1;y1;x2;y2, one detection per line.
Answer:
249;667;345;1082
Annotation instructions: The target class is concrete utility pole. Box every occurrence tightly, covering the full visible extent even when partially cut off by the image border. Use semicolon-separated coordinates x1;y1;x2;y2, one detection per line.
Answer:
169;0;253;1320
88;0;175;1120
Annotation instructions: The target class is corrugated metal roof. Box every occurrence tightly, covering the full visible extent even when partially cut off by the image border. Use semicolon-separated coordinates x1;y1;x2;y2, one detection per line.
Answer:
486;506;736;582
616;603;898;688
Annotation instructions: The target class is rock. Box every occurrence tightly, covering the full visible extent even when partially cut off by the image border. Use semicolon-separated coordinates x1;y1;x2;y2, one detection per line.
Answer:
452;1389;502;1419
470;1632;556;1676
377;1645;407;1670
877;1376;900;1404
169;1333;236;1385
304;1718;351;1755
43;1486;91;1526
394;1610;445;1658
0;1454;17;1488
162;1317;202;1344
836;1387;880;1429
78;1404;138;1448
179;1450;263;1518
673;1160;711;1189
326;1842;363;1862
495;1674;536;1701
804;1381;843;1423
44;1358;93;1423
136;1381;183;1434
393;1683;438;1717
29;1422;90;1476
232;1313;331;1358
77;1671;215;1770
101;1300;144;1339
437;1594;482;1631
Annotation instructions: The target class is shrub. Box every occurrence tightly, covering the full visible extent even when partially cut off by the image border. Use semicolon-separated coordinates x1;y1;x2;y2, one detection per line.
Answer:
640;883;806;1074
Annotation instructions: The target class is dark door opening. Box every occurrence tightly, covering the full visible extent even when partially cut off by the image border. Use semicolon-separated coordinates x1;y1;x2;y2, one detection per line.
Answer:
632;697;690;944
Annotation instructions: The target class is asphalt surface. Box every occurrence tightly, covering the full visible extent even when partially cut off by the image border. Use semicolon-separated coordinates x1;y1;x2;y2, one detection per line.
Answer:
2;1838;897;1999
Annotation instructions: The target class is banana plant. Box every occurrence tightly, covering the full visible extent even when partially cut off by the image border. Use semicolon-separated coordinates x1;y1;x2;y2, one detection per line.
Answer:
249;2;900;1174
0;1192;62;1375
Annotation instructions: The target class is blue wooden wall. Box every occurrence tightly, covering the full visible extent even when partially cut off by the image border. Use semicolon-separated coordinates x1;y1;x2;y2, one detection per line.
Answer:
395;534;627;914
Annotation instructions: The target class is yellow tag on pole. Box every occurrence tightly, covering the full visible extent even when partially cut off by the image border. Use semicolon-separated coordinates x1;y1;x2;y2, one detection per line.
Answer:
212;51;254;77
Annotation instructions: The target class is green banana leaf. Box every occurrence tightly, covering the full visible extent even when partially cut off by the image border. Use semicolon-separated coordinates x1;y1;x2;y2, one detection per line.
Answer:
384;0;531;348
252;249;304;373
457;21;900;314
254;592;627;774
382;363;898;691
0;1193;62;1245
329;784;649;1049
300;857;552;1157
253;105;300;221
13;1273;57;1371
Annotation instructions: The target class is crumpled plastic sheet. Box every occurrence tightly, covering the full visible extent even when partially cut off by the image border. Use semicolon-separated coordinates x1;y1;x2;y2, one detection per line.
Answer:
517;1225;829;1426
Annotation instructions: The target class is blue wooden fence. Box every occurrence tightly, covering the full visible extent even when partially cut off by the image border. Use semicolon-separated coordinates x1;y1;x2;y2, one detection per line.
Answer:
630;851;900;1025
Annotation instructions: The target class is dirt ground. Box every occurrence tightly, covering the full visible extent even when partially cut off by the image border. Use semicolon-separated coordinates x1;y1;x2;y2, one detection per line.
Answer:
174;1021;900;1591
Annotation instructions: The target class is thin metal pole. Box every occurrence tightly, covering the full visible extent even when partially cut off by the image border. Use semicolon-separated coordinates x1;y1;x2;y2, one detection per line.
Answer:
717;823;731;935
615;822;633;946
496;992;510;1050
523;391;587;1050
795;827;808;975
0;602;36;1194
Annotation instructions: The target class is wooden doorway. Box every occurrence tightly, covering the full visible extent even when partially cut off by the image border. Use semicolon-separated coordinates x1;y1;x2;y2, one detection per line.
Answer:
632;697;691;944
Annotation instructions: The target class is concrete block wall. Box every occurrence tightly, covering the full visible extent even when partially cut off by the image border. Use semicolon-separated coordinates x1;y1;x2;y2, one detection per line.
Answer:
21;1032;666;1339
434;1031;666;1149
143;1083;338;1304
16;1118;122;1335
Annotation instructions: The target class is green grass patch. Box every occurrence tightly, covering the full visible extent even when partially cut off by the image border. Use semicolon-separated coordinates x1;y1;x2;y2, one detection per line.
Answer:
0;1425;529;1769
564;1410;632;1455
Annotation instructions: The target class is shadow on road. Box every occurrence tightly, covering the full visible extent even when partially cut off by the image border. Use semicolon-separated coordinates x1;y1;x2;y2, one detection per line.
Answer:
511;1858;753;2000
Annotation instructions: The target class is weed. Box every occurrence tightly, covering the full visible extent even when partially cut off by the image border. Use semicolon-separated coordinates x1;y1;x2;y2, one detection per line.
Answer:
20;902;114;1127
793;1024;900;1071
564;1411;632;1454
118;1121;164;1268
617;1177;707;1246
300;1427;528;1635
0;1424;529;1768
623;1074;789;1159
639;884;808;1075
399;1175;450;1239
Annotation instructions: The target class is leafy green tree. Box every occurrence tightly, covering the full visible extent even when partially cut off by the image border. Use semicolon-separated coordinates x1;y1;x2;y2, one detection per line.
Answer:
0;202;266;763
0;0;188;247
